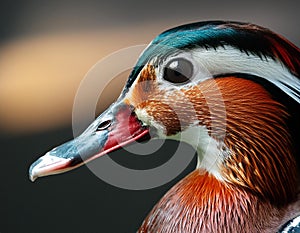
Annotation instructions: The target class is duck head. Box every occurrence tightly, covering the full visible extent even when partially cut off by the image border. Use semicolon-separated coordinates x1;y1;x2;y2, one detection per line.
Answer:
29;21;300;206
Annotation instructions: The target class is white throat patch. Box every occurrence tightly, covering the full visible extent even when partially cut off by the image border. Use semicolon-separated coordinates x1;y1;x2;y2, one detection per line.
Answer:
167;124;226;181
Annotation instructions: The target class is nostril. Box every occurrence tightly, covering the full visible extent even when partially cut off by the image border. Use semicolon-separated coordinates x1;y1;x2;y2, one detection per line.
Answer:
97;120;112;131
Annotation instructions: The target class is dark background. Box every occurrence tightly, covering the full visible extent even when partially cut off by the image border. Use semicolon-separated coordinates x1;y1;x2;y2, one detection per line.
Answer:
0;1;299;233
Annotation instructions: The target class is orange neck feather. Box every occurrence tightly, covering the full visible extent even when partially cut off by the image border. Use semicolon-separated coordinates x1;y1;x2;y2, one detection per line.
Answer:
214;77;297;205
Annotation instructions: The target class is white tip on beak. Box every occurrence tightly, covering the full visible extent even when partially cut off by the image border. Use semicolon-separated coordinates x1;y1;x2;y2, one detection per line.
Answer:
29;153;72;182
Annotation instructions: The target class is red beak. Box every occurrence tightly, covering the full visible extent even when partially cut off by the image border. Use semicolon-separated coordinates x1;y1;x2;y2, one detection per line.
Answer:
29;102;150;181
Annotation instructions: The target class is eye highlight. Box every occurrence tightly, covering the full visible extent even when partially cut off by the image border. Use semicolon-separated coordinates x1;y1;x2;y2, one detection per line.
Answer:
163;58;193;84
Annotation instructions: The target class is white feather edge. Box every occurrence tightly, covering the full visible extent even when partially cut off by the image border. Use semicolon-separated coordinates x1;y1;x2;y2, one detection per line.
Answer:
191;46;300;103
281;215;300;232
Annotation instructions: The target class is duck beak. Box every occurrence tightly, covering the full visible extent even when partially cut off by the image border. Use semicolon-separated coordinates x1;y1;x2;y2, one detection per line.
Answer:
29;102;150;182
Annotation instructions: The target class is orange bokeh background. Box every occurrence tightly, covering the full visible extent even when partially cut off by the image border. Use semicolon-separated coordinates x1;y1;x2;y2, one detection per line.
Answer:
1;1;298;135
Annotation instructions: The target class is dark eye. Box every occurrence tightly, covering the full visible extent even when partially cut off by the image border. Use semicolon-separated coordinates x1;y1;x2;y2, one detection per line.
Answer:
163;58;193;84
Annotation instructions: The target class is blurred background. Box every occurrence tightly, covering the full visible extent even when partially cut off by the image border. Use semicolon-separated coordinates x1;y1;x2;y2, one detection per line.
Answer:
0;1;299;232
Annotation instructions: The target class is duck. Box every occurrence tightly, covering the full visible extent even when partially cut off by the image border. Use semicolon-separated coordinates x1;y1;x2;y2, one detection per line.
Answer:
29;21;300;232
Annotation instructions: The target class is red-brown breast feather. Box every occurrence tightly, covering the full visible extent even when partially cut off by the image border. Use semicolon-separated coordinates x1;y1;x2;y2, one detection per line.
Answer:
138;170;286;233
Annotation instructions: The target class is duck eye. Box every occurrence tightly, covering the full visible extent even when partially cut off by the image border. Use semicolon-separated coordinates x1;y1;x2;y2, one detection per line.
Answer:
163;58;193;84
